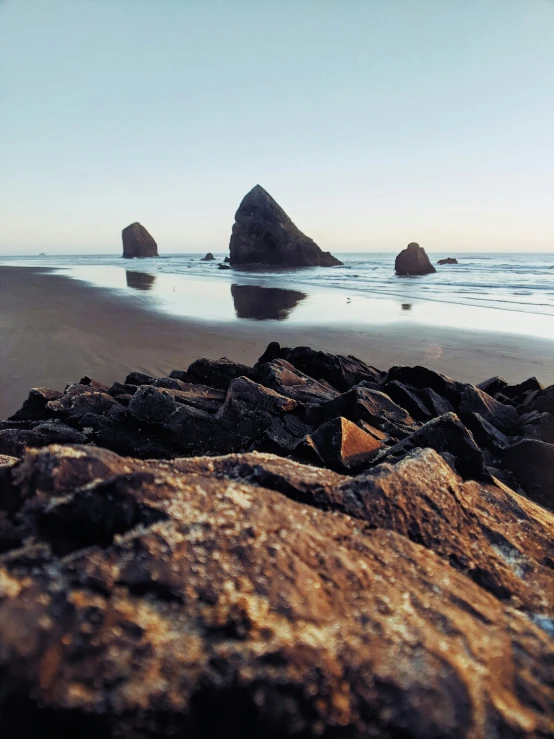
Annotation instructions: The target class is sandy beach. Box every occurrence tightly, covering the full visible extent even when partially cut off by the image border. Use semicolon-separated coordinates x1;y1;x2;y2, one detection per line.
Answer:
1;265;553;419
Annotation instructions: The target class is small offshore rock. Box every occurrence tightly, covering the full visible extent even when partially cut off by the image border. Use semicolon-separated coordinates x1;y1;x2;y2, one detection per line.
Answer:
395;242;436;275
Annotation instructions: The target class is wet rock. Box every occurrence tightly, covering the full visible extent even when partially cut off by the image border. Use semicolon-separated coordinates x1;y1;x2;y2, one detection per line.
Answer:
375;412;488;481
122;222;158;258
229;185;342;267
218;263;231;269
256;359;339;405
187;357;255;390
437;257;458;265
201;252;215;261
0;445;552;738
260;344;383;391
387;364;457;396
500;439;554;511
168;369;195;383
305;416;383;472
8;388;63;421
395;242;436;275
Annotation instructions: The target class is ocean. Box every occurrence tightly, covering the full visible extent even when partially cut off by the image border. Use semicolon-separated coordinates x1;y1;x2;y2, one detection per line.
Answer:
2;252;554;338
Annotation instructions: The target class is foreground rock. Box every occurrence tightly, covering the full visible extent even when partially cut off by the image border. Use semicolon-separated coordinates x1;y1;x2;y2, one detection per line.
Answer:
121;222;158;258
0;444;552;737
395;242;436;275
229;185;343;267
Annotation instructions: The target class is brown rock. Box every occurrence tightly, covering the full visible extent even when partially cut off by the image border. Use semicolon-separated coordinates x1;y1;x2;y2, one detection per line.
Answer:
0;445;552;737
187;357;255;390
305;416;383;472
256;359;339;405
8;387;63;421
121;222;158;258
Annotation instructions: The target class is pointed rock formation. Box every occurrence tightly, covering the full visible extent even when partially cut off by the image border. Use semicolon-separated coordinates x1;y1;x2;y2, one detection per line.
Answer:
122;222;158;258
229;185;343;267
395;242;436;275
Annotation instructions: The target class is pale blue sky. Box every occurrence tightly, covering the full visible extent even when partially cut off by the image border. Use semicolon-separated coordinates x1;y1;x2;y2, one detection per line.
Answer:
1;0;553;254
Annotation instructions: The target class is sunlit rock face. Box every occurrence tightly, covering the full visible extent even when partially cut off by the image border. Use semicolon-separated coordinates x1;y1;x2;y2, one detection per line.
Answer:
229;185;343;267
122;222;158;258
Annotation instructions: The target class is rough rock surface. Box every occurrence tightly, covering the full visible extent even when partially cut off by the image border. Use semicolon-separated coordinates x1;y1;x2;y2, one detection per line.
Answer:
1;345;553;737
395;242;436;275
229;185;342;267
121;222;158;258
0;444;553;738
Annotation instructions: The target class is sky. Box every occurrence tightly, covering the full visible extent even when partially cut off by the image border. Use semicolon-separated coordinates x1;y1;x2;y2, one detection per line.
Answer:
0;0;553;255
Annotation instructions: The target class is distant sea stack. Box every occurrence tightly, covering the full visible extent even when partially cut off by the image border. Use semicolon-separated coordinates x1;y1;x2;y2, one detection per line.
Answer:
395;242;436;275
438;257;458;265
122;222;158;259
201;253;215;261
229;185;343;267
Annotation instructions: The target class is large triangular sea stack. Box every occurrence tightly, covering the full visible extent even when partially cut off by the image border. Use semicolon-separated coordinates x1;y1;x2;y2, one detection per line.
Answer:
229;185;342;267
122;222;158;258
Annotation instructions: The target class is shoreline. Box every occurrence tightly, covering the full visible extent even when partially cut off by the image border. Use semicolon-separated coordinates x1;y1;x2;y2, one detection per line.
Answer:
2;265;554;418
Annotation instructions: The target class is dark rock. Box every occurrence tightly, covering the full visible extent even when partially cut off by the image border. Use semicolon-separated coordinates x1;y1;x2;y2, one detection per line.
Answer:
168;369;195;383
229;185;343;267
122;222;158;258
305;416;383;472
462;412;510;451
492;392;518;407
529;384;554;414
383;381;432;421
315;387;416;439
78;376;111;393
224;256;230;263
165;384;226;414
520;413;554;444
375;412;489;481
218;263;231;269
8;388;63;421
128;386;176;424
201;252;215;261
387;364;456;396
502;376;544;401
477;376;508;396
457;384;520;433
416;386;455;417
187;357;255;390
0;444;552;738
437;257;458;265
256;359;339;405
263;344;383;391
108;381;138;398
0;430;34;457
124;371;156;386
500;439;554;511
45;391;118;420
395;242;436;275
164;403;245;456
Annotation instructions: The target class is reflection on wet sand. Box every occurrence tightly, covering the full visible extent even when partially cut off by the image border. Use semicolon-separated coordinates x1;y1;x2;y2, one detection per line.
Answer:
126;271;156;291
231;284;307;320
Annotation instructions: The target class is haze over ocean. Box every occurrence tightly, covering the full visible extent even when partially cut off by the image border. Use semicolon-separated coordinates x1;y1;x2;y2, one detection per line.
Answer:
1;0;553;254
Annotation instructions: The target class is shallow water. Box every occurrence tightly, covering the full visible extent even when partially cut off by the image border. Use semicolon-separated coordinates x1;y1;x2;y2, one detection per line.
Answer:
2;252;554;339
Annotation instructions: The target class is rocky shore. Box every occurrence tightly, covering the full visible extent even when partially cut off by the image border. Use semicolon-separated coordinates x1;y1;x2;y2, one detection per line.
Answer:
0;344;553;737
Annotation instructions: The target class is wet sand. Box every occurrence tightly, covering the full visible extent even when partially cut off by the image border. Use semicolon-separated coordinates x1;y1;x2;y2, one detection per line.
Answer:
1;266;554;418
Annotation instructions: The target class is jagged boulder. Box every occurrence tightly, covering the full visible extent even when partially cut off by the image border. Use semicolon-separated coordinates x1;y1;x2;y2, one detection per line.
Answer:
229;185;342;267
121;222;158;258
395;242;436;275
0;445;552;738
